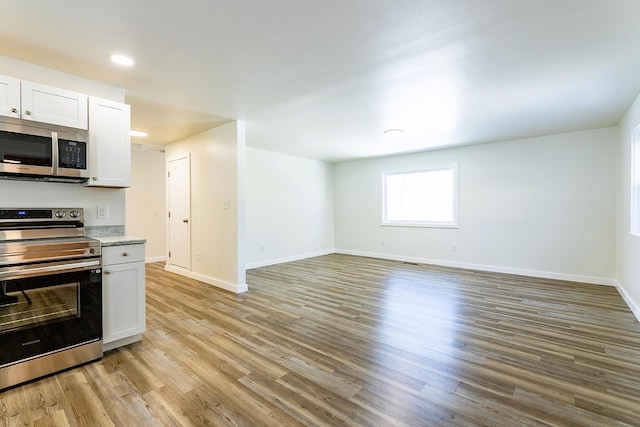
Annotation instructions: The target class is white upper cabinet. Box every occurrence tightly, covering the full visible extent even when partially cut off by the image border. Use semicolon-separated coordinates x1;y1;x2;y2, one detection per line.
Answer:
87;97;131;188
0;75;20;118
0;75;131;187
0;75;88;129
21;81;88;129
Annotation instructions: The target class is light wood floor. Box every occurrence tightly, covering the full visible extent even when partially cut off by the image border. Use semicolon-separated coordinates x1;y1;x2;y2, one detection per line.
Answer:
1;254;640;426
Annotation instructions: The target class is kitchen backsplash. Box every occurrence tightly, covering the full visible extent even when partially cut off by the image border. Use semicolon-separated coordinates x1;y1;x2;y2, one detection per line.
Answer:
85;225;125;237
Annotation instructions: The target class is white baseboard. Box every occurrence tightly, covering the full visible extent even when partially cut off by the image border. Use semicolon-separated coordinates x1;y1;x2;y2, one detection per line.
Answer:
145;256;166;264
334;249;617;286
164;264;248;294
246;249;335;270
248;248;637;321
615;281;640;323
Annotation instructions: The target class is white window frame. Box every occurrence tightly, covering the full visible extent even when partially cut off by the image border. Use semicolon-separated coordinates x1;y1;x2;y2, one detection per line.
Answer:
631;124;640;238
381;164;459;228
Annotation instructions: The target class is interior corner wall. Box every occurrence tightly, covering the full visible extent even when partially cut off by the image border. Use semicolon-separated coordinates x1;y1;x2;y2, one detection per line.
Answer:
245;147;335;268
126;149;167;262
616;93;640;320
164;121;246;292
334;127;617;284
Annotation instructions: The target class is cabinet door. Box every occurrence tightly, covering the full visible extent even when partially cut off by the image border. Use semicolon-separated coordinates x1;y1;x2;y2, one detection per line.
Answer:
0;75;20;118
21;80;88;129
87;97;131;187
102;262;146;344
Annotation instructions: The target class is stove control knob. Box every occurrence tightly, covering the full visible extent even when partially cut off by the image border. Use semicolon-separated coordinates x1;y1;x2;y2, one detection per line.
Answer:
54;210;66;218
69;210;80;218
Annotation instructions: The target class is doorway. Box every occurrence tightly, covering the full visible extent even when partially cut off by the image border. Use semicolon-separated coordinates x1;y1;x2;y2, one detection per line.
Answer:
167;155;191;270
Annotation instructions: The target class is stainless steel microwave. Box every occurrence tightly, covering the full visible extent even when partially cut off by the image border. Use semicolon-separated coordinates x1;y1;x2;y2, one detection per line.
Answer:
0;117;89;183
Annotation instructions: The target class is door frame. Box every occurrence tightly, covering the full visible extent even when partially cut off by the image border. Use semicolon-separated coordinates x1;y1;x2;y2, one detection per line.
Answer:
166;153;191;272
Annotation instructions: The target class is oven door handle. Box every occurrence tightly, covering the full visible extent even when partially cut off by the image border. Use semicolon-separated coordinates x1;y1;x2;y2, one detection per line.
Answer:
0;259;101;281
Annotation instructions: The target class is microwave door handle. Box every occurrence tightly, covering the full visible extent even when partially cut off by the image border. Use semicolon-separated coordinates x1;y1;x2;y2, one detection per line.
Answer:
51;131;59;175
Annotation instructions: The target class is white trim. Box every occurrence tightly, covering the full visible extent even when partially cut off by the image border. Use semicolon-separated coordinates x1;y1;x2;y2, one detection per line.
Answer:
166;153;192;272
631;124;640;237
381;164;459;228
615;280;640;323
381;222;459;229
164;264;248;294
246;249;335;270
244;249;640;322
145;256;166;264
334;249;616;286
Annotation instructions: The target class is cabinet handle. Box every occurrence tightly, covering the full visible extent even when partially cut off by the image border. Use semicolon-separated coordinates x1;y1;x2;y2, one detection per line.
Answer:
24;110;31;116
105;270;111;275
122;252;129;257
10;107;17;114
183;219;189;223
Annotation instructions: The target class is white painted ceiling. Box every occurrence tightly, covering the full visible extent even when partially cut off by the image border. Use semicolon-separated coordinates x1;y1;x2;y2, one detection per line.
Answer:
2;1;640;162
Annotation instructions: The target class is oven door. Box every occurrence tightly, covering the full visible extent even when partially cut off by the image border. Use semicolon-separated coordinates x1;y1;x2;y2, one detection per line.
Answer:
0;259;102;367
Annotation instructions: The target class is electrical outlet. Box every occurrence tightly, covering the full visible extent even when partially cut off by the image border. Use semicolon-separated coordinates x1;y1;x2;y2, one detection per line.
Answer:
380;240;385;246
452;244;458;252
97;205;109;219
260;244;265;252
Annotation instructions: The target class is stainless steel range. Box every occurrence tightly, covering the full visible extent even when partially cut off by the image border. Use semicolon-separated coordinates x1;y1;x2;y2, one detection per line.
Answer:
0;208;102;389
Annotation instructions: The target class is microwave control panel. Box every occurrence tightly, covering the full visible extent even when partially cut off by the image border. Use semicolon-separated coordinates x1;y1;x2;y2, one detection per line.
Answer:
58;139;87;169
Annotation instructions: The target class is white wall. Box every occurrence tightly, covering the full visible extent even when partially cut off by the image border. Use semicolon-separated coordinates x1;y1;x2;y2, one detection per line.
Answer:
0;56;126;225
126;149;166;262
334;128;617;284
1;180;125;227
0;56;124;103
616;93;640;319
165;121;246;293
246;148;335;268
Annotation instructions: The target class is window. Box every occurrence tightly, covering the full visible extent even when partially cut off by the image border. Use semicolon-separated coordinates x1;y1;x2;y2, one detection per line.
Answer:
632;126;640;237
382;164;458;228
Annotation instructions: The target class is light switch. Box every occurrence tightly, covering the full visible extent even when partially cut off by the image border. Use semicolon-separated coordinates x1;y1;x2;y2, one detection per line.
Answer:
224;200;231;210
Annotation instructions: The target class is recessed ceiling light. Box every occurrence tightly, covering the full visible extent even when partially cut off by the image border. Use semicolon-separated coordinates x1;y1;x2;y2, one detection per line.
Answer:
383;129;405;137
110;54;135;66
130;129;148;138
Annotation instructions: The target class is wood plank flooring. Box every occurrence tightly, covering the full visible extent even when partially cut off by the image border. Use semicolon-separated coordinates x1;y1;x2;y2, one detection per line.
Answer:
1;254;640;426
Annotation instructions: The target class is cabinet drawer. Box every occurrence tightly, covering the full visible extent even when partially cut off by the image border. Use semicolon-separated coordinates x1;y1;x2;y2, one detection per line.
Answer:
102;244;145;265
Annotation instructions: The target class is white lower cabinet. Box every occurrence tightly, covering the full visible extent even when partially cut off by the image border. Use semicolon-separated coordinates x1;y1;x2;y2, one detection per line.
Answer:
102;243;146;351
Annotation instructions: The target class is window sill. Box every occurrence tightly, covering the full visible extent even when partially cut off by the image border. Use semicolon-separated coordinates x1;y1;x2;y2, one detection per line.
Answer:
381;222;459;229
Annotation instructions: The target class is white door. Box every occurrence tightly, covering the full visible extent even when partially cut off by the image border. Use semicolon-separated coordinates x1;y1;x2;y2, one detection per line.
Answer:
168;155;191;270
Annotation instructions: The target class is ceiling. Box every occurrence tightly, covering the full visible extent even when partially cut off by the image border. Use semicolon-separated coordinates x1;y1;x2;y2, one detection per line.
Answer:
2;1;640;162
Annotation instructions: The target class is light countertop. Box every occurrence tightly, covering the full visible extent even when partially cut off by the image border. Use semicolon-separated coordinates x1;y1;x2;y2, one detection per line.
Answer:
94;236;147;247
